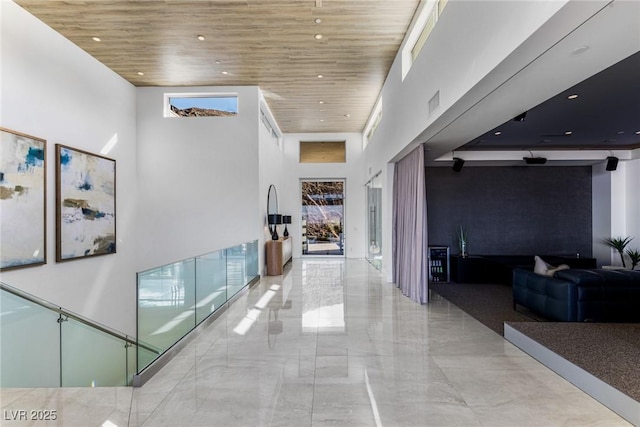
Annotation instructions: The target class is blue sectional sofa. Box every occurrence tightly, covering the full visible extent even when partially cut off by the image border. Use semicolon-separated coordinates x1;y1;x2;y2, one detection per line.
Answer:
512;268;640;322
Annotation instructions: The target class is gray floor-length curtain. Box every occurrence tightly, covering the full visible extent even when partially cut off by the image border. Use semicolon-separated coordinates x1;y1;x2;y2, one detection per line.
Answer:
392;144;428;303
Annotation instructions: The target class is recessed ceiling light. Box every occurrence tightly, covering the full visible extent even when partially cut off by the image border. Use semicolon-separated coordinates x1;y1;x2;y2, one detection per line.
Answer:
320;119;325;122
222;71;229;75
197;35;206;41
636;130;640;135
215;60;221;64
317;74;324;78
137;72;144;76
315;18;322;24
617;131;625;135
314;34;323;40
92;37;101;42
494;131;502;136
344;114;351;118
319;101;324;104
565;131;572;135
567;94;578;100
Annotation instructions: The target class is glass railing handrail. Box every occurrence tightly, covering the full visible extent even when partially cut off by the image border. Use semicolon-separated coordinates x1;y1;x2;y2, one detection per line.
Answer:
0;281;159;355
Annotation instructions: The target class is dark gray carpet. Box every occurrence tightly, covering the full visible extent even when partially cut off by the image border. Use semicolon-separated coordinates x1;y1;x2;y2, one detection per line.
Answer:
428;282;535;335
508;322;640;402
429;282;640;403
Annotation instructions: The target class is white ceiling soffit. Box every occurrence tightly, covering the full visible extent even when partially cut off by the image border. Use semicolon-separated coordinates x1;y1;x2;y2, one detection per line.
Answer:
420;0;640;165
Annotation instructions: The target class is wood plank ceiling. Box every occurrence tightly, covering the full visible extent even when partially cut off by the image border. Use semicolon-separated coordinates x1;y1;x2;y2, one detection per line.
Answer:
14;0;421;134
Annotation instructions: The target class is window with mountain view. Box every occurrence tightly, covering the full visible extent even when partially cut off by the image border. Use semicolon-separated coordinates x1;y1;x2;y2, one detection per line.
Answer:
165;94;238;117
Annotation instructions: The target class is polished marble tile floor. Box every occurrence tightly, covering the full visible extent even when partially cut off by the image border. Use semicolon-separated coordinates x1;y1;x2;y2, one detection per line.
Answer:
1;259;631;426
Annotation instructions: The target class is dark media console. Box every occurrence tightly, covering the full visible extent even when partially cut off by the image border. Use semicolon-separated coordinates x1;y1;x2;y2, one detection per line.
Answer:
450;254;597;285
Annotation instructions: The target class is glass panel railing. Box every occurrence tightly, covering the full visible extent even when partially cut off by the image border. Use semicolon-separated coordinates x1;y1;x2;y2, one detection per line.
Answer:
135;341;160;377
1;240;258;387
0;282;158;387
0;289;60;387
61;317;130;386
195;250;227;324
246;240;259;281
137;240;259;375
137;259;196;359
226;244;248;299
127;340;138;386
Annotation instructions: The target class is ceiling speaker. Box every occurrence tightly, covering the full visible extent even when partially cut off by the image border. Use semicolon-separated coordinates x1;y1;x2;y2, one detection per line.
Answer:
523;156;547;165
606;156;619;171
452;157;465;172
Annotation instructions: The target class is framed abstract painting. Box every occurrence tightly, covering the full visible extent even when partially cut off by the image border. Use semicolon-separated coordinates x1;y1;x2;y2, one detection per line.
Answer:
0;128;47;271
56;144;116;262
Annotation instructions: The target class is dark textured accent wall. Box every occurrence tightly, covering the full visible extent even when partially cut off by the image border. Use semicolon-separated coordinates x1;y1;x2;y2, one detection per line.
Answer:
426;166;592;257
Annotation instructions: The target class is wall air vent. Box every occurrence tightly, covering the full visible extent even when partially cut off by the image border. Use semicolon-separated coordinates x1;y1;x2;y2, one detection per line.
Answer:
429;90;440;115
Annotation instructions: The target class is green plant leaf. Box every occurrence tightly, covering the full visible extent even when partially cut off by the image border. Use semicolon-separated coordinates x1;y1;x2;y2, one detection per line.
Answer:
603;236;633;251
457;225;467;242
627;248;640;270
603;236;633;268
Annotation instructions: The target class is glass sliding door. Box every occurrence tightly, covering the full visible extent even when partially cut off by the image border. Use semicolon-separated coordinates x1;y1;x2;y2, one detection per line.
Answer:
366;173;382;270
301;180;345;256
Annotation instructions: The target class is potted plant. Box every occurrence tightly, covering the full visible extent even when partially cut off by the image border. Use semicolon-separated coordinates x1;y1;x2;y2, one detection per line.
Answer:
603;236;633;268
627;248;640;270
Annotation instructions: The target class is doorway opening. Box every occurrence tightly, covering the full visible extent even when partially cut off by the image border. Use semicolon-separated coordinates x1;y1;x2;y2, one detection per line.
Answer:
301;180;345;256
366;172;382;270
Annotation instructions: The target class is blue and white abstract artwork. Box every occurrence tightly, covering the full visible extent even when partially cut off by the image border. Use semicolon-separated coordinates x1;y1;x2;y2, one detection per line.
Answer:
0;128;46;271
57;145;116;261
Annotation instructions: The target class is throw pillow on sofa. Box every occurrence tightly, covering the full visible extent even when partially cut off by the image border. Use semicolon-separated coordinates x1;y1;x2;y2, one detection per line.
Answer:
534;255;570;277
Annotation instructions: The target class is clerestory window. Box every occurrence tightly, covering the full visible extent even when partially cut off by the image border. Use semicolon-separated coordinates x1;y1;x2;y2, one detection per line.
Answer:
164;93;238;117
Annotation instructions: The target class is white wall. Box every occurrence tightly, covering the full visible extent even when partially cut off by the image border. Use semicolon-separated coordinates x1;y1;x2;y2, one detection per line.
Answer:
280;133;366;259
624;154;640;258
381;163;395;281
258;98;285;275
593;155;640;268
592;164;613;267
610;163;628;240
136;86;261;271
0;1;138;335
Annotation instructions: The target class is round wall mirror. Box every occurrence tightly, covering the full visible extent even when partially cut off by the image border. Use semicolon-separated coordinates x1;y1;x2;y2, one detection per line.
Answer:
267;185;279;240
267;184;278;218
